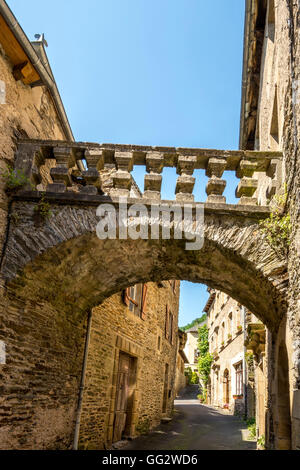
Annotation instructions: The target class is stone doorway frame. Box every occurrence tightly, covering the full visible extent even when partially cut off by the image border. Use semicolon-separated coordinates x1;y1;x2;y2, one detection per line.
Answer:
107;335;142;446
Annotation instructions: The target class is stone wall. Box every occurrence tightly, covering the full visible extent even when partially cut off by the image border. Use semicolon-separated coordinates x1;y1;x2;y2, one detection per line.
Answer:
175;353;187;396
78;281;180;450
0;285;87;450
0;45;66;247
249;0;300;449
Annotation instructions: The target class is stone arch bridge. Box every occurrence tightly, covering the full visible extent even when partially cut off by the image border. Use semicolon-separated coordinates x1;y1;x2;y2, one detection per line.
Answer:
0;139;287;332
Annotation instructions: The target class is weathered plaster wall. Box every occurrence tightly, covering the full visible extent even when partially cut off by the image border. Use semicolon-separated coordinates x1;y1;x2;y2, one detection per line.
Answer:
78;281;180;450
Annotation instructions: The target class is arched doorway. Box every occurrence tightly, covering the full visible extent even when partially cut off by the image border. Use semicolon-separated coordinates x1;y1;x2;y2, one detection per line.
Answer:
276;342;292;450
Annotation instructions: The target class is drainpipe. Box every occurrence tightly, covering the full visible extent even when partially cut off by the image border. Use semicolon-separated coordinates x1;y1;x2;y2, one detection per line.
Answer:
72;310;93;450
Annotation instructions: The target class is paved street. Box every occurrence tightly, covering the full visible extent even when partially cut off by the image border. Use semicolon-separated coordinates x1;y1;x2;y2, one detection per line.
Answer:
124;386;256;451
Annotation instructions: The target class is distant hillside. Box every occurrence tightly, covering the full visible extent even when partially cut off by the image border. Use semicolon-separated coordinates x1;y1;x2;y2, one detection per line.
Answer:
180;314;207;331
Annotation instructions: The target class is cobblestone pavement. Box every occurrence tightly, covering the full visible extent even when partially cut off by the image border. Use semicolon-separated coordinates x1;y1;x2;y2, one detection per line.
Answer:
124;386;257;450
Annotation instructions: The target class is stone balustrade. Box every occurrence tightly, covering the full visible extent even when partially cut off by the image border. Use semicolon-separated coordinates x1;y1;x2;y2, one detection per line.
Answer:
14;139;283;206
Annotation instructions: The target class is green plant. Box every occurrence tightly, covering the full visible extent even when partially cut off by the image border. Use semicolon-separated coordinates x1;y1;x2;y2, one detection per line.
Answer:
246;418;256;439
237;325;242;331
185;367;199;385
260;186;292;257
228;333;232;339
257;434;266;449
136;418;150;435
197;394;205;403
34;193;52;220
197;325;213;388
1;166;31;192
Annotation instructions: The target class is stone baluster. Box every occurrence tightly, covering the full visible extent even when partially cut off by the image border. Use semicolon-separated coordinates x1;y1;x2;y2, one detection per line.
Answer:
112;151;133;197
47;147;74;193
176;156;196;202
80;149;105;195
235;159;258;205
206;157;227;203
144;152;164;200
31;149;45;189
266;158;281;200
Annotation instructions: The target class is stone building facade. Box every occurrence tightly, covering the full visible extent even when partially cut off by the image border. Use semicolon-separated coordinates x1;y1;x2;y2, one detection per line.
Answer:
78;281;180;450
206;289;256;419
0;0;300;452
240;0;300;450
175;329;188;396
0;2;181;450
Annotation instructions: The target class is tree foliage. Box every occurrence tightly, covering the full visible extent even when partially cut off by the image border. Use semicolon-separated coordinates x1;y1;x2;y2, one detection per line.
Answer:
197;325;213;389
181;314;206;331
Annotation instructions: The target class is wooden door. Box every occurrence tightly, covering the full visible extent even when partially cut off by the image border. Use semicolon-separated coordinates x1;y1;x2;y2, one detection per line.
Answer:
113;353;135;442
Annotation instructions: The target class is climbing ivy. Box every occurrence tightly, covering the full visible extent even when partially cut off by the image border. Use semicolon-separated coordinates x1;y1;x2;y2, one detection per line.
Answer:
260;186;292;258
197;325;213;399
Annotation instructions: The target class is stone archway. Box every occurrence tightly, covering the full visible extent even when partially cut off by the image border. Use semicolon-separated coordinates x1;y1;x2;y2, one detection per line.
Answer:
1;196;287;332
0;142;289;449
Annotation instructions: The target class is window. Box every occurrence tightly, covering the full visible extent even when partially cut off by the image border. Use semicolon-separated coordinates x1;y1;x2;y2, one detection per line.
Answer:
228;313;233;338
123;284;148;320
165;306;174;344
221;322;225;344
270;87;279;149
235;362;243;396
267;0;275;42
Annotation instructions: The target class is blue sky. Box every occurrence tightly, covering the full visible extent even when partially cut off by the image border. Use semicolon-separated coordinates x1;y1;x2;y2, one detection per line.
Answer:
7;0;245;327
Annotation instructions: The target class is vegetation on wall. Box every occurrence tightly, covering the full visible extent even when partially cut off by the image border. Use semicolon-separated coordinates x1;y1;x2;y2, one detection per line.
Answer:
197;324;213;401
260;187;292;258
34;193;53;221
181;314;206;331
1;166;31;192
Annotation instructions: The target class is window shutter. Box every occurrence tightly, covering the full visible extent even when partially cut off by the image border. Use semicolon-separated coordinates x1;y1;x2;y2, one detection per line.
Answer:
165;305;169;339
141;284;148;320
170;313;174;345
123;288;130;306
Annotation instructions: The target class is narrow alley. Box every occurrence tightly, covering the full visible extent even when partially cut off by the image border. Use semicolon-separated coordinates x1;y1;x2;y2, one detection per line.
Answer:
124;387;256;451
